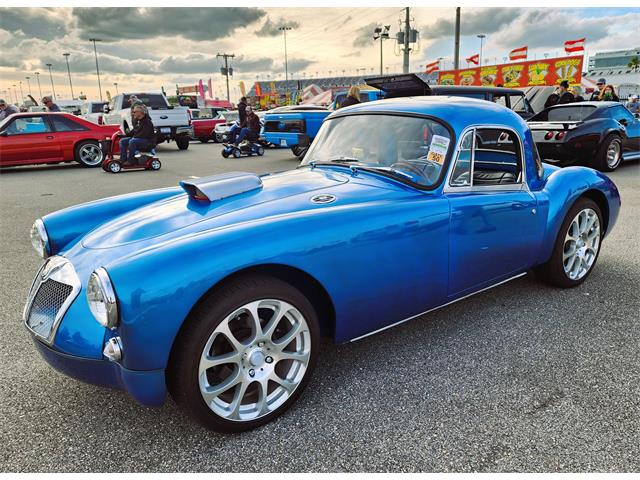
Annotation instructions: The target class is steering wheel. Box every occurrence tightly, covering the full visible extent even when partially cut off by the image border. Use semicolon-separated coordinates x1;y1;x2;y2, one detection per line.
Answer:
391;160;440;184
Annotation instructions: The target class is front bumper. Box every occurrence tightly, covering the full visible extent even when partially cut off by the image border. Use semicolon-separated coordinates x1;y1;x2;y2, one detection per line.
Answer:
33;337;167;407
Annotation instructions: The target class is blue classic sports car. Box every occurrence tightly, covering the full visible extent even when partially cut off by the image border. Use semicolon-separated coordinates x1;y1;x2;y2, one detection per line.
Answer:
24;97;621;432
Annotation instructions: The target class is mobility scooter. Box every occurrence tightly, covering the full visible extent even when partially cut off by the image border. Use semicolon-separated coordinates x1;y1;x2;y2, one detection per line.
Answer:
221;122;265;158
100;130;161;173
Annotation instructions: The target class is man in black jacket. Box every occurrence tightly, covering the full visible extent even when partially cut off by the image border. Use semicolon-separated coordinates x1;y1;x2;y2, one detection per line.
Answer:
119;105;155;165
238;97;248;127
234;105;261;145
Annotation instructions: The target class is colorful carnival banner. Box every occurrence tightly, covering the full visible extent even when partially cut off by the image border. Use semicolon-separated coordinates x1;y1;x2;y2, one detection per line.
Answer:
438;55;584;87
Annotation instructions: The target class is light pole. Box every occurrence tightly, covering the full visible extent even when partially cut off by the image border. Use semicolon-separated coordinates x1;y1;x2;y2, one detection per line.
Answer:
46;63;56;100
34;72;43;98
477;34;486;66
25;76;32;97
278;25;292;83
89;38;103;100
113;82;118;94
62;53;74;99
373;25;391;75
18;81;24;103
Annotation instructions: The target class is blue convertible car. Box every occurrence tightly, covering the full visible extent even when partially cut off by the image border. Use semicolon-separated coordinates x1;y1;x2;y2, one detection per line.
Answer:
24;97;620;432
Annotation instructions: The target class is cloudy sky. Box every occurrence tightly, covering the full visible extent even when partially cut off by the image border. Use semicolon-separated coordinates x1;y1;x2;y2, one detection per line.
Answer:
1;6;638;102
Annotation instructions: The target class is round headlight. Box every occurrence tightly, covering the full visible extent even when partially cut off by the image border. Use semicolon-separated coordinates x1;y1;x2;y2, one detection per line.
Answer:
29;219;50;259
87;268;119;328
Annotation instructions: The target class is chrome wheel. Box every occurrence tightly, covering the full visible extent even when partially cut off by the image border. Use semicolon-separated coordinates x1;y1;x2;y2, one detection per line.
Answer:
78;143;103;166
606;139;621;169
563;208;600;281
150;159;161;170
108;161;121;173
198;299;311;422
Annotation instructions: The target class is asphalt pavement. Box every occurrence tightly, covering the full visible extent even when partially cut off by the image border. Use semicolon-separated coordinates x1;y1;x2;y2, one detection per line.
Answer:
0;142;638;472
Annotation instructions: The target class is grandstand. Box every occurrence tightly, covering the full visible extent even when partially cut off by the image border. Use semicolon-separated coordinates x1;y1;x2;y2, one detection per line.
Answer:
247;72;439;96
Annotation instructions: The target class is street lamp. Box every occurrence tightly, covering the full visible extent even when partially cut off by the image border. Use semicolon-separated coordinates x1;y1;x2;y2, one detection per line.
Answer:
46;63;56;100
62;53;74;99
278;25;293;83
113;82;118;94
25;76;32;97
373;25;391;75
89;38;103;100
34;72;43;98
477;34;486;66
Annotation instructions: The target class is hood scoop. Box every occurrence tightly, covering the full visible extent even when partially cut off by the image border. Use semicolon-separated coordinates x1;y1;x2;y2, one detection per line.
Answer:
180;172;262;202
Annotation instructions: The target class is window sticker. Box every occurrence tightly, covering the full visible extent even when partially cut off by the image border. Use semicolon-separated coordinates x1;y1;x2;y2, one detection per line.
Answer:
427;134;450;164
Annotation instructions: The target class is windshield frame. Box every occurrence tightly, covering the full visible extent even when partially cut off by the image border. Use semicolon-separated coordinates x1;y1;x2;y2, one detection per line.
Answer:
302;110;457;191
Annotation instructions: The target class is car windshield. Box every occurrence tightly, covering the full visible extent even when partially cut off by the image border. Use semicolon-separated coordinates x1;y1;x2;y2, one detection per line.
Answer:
123;94;168;109
533;105;597;122
302;114;453;188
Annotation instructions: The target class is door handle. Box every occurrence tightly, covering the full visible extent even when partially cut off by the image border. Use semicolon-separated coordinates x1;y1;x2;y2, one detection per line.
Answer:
46;135;54;139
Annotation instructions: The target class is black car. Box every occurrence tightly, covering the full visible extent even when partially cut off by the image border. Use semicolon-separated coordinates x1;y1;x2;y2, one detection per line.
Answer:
365;74;535;119
528;102;640;171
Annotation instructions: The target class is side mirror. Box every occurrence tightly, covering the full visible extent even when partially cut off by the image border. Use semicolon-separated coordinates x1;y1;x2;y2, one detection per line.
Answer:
635;113;640;119
103;105;110;113
619;118;628;126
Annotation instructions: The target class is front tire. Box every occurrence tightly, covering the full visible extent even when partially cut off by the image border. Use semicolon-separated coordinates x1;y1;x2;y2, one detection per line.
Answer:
75;140;103;167
167;275;319;432
291;145;308;159
176;136;190;150
593;134;622;171
536;197;603;288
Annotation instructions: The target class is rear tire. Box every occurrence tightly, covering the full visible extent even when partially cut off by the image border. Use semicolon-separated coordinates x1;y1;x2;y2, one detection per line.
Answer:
593;134;622;171
256;146;265;156
176;136;190;150
167;274;320;433
106;161;121;174
233;149;242;158
75;140;103;167
535;197;603;288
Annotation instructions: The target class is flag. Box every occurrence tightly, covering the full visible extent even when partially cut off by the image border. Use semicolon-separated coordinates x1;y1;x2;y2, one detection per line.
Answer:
466;54;479;65
197;79;205;99
425;60;440;74
509;46;528;61
239;81;246;97
255;82;262;96
564;38;585;54
207;78;213;99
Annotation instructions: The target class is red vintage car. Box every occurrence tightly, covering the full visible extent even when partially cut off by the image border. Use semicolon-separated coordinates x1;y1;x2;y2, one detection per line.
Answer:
189;108;227;143
0;112;119;168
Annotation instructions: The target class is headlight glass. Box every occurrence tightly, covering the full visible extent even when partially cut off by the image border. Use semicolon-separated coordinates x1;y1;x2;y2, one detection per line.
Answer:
29;219;50;259
87;268;119;328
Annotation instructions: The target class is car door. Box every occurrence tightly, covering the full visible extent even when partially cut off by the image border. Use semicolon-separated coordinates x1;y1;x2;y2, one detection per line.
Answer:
0;115;62;166
444;126;540;297
610;105;640;158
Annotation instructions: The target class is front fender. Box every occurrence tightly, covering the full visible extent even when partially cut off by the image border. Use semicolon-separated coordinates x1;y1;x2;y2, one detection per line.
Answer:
43;187;183;255
535;166;620;265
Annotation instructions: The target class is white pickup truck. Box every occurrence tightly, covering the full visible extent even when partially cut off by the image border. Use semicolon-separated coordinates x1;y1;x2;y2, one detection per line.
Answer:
103;92;193;150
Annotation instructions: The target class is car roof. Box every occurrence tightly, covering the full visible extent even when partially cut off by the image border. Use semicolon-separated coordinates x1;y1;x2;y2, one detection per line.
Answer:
328;95;528;134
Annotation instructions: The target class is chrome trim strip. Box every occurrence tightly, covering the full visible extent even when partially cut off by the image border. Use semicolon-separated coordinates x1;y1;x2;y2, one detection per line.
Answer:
349;271;527;343
622;152;640;160
23;256;81;345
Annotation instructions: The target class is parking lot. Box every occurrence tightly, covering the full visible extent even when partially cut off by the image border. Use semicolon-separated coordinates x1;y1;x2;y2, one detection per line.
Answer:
0;142;638;472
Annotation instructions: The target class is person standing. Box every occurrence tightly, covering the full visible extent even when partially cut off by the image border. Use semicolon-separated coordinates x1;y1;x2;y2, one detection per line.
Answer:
626;95;640;114
0;99;19;121
237;97;248;127
598;85;619;102
339;86;361;108
42;96;60;112
589;78;606;101
119;105;155;165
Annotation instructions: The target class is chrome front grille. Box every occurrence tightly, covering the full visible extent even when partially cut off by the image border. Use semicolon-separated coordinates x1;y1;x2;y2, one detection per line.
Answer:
24;256;81;344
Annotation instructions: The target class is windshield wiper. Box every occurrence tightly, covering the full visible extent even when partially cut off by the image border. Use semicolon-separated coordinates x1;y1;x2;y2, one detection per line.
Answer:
327;156;361;163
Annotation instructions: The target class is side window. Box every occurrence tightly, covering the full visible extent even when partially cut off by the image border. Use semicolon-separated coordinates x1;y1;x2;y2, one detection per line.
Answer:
450;128;523;187
493;95;507;107
4;116;51;135
450;129;475;186
50;116;87;132
612;106;635;123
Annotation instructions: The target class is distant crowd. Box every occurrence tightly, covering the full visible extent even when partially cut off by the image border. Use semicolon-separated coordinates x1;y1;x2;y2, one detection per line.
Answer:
544;77;639;114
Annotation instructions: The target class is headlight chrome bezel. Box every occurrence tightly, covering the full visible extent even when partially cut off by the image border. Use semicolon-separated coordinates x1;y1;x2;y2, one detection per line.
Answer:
87;268;119;329
30;219;50;259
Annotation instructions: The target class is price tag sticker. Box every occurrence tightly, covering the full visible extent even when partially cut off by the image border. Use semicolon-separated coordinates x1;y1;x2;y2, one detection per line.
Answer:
427;135;450;164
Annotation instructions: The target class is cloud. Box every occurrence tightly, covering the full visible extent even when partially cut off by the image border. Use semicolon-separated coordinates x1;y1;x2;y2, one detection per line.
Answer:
72;7;265;41
254;16;300;37
422;7;521;39
353;22;378;48
0;8;69;41
492;9;627;49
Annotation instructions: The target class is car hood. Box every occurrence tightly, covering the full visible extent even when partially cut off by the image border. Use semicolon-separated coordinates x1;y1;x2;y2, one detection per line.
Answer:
81;167;397;249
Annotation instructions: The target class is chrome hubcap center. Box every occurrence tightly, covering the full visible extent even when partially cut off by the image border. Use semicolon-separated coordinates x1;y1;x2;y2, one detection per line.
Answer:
248;349;266;367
